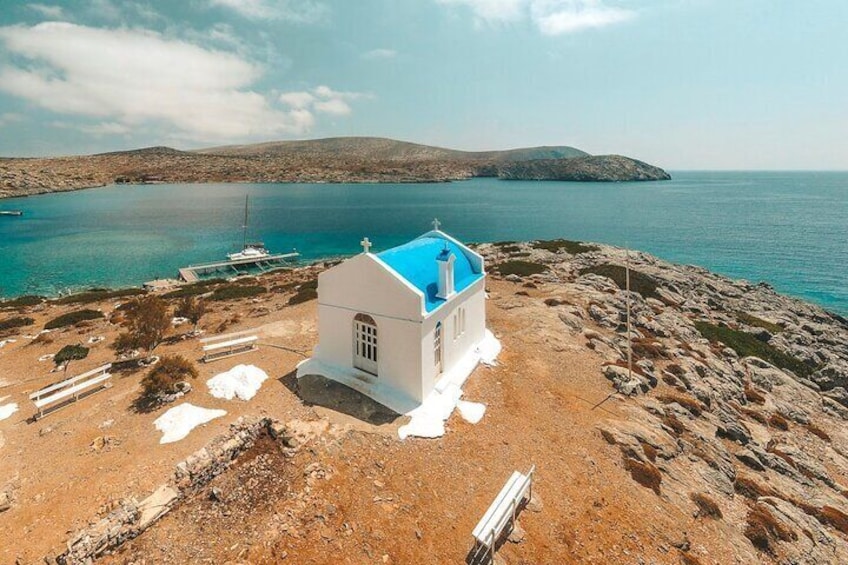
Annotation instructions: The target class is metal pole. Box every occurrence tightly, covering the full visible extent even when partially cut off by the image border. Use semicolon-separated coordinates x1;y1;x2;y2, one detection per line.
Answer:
626;245;632;382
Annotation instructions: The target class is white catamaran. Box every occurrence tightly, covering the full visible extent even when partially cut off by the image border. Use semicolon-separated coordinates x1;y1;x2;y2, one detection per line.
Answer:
227;195;271;261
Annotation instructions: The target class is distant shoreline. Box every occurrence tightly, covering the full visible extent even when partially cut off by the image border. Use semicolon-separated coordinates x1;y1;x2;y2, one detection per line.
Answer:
0;136;670;199
3;241;846;321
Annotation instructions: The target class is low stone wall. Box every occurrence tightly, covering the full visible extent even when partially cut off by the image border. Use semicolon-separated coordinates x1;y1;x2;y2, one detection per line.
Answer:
54;416;280;565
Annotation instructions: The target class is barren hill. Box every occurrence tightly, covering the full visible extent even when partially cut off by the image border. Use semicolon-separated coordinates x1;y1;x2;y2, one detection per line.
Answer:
199;136;589;162
0;137;669;199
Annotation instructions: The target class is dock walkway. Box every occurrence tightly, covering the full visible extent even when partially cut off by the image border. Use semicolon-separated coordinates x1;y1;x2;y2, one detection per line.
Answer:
178;252;299;283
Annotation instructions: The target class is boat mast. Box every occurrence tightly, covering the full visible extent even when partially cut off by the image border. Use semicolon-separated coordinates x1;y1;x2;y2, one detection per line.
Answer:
242;195;249;249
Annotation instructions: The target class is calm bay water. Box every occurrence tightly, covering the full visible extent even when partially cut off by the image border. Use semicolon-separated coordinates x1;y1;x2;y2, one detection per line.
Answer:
0;172;846;314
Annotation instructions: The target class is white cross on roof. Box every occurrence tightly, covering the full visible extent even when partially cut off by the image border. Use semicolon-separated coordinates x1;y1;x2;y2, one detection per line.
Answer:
432;218;441;231
360;237;372;253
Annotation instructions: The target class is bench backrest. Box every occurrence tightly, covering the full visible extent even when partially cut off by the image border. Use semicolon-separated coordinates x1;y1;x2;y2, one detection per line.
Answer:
472;466;535;547
201;335;258;352
29;363;113;401
199;329;257;345
32;372;112;409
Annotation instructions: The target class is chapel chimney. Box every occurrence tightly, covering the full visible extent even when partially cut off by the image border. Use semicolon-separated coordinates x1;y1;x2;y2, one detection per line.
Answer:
436;247;455;299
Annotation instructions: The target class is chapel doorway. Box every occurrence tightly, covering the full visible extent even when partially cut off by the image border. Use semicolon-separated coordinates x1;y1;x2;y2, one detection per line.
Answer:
353;313;378;375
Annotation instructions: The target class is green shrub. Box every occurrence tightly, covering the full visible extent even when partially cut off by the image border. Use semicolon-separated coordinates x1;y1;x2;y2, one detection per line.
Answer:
495;260;548;277
137;355;198;411
162;278;226;299
54;344;89;365
0;316;34;333
579;264;659;299
44;309;104;329
498;245;522;253
211;284;266;301
694;321;815;377
532;239;599;255
55;287;145;305
0;295;45;309
736;312;783;334
288;279;318;305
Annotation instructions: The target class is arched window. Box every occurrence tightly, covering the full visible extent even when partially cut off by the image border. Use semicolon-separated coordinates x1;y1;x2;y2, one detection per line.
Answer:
353;313;378;375
434;321;443;374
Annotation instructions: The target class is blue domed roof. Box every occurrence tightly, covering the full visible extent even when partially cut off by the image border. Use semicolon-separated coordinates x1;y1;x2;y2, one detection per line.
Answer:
377;236;483;312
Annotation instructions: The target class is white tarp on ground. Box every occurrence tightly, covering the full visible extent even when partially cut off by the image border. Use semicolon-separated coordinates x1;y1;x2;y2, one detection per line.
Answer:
153;403;226;444
477;330;502;366
206;364;269;401
0;403;18;421
398;331;500;440
457;400;486;423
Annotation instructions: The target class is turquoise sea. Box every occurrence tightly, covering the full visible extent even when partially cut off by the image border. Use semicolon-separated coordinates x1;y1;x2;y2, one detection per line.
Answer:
0;172;846;314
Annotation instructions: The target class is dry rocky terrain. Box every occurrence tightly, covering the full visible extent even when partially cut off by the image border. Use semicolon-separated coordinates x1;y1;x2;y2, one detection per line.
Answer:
1;240;847;564
0;137;669;199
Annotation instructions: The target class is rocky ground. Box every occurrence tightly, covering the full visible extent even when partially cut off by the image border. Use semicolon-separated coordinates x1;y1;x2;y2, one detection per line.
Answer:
2;239;847;563
0;138;669;199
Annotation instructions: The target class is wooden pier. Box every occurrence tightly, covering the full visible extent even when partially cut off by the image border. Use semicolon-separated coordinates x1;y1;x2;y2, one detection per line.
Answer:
178;252;300;283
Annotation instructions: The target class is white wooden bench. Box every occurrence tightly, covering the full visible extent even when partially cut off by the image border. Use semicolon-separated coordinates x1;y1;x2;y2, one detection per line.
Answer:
200;331;258;363
471;466;535;562
29;363;113;419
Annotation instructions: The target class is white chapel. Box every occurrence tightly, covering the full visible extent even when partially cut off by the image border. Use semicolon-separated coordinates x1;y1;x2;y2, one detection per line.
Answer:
296;221;490;414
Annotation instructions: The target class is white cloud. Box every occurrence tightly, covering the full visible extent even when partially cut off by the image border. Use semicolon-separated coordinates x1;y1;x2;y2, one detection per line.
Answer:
27;3;64;18
279;91;315;109
437;0;636;33
278;85;371;122
80;122;132;135
314;98;351;116
79;1;163;23
362;48;397;60
209;0;329;23
0;22;348;142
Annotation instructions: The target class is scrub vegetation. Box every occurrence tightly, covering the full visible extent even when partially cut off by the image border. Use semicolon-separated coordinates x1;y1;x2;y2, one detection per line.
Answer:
532;239;598;255
287;280;318;305
579;264;660;299
0;295;45;309
211;284;266;301
694;321;815;377
44;309;104;329
736;311;783;334
0;316;34;333
55;287;145;306
495;260;548;277
136;355;198;412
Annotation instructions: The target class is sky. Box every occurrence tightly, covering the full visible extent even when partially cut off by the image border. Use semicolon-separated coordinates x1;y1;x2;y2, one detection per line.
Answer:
0;0;846;169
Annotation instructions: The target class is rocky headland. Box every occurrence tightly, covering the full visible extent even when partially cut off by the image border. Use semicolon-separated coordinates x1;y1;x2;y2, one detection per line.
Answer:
478;239;848;563
496;154;673;182
0;137;670;199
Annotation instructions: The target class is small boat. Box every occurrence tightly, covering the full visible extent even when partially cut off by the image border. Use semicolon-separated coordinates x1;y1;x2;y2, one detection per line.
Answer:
0;210;23;216
227;195;270;261
227;242;270;261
